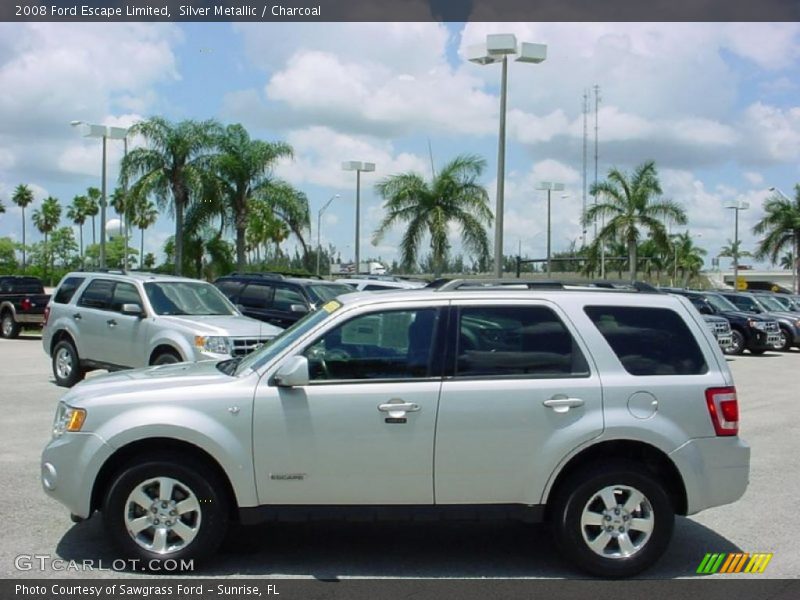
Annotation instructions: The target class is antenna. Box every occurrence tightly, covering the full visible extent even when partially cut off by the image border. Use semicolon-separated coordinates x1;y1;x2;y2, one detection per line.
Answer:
582;89;588;248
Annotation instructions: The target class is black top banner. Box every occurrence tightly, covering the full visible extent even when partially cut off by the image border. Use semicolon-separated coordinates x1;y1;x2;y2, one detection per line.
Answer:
3;0;800;22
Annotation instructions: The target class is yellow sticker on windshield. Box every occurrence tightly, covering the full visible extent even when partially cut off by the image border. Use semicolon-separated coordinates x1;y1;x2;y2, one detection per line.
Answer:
322;300;341;313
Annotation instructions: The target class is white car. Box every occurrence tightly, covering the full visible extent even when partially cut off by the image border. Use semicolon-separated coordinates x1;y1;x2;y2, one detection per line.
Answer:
335;277;426;291
41;280;749;576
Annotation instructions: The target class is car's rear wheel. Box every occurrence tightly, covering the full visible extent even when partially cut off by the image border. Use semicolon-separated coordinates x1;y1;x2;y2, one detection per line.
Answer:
550;461;674;578
103;456;229;569
52;340;85;387
1;312;21;339
727;329;745;355
152;350;181;366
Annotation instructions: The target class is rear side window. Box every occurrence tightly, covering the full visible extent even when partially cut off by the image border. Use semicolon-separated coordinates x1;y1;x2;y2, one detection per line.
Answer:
215;280;244;301
0;277;44;294
77;279;114;310
53;277;86;304
455;305;589;378
584;306;708;376
239;283;274;308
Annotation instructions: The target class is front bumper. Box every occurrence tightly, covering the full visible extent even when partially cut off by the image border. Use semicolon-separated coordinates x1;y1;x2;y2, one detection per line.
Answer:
41;432;114;518
749;329;781;350
715;332;733;350
669;436;750;516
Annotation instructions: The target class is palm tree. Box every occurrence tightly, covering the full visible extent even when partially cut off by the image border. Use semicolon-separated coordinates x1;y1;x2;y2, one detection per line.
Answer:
718;238;752;264
130;195;158;269
372;154;493;277
585;160;687;280
84;187;100;246
120;117;222;275
12;184;34;272
209;124;294;270
752;185;800;291
672;232;707;286
32;196;61;283
66;195;88;266
0;199;4;215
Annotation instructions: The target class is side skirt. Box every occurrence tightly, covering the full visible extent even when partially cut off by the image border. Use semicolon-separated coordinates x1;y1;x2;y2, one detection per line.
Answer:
238;504;545;526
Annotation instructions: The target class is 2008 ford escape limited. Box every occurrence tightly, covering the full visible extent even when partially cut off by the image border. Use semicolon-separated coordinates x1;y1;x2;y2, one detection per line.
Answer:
41;281;750;577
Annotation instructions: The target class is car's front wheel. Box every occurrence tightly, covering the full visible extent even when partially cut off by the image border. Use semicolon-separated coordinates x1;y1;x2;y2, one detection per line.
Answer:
103;456;229;569
550;461;674;578
727;329;745;355
775;328;792;352
52;340;85;387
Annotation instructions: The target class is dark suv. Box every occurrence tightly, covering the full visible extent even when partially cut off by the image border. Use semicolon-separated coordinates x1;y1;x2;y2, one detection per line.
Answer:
214;273;353;328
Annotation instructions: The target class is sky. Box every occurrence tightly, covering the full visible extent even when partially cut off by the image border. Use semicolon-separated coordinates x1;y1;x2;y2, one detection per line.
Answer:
1;21;800;271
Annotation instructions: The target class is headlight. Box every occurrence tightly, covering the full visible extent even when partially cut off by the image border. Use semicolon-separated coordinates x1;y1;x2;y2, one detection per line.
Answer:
747;319;767;331
52;403;86;439
194;336;231;354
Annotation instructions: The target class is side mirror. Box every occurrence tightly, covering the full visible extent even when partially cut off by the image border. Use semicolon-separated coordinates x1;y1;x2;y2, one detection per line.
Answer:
121;303;144;317
289;303;309;314
697;304;712;315
274;355;310;387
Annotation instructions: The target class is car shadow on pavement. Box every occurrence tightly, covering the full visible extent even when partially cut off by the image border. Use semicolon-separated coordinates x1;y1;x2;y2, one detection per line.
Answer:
55;514;741;580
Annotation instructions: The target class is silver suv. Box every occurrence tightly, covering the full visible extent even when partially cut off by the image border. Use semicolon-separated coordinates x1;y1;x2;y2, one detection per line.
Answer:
42;271;281;387
41;281;749;577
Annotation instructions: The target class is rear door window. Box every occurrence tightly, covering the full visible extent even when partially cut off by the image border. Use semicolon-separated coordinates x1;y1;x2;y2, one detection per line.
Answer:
454;305;589;378
584;306;708;376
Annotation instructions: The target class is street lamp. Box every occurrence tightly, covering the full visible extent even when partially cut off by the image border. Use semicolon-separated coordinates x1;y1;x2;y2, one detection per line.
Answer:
536;182;565;277
725;200;750;290
468;34;547;278
768;186;797;293
70;121;128;269
342;161;375;275
316;194;340;277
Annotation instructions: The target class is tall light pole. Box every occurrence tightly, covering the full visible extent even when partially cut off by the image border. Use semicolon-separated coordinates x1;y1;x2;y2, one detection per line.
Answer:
316;194;340;277
342;161;375;274
769;186;797;293
725;200;749;290
70;121;128;270
468;34;547;278
536;182;565;277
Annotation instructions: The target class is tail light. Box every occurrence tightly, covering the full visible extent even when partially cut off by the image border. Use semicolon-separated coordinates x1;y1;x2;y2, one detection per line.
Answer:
42;306;50;327
705;387;739;436
20;297;32;311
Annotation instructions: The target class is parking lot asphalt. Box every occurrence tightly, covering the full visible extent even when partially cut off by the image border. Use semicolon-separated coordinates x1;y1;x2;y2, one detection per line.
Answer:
0;333;797;580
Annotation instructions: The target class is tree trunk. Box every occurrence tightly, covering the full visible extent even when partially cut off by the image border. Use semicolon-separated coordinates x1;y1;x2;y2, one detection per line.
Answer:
91;216;96;245
140;227;145;270
79;224;84;269
236;226;247;272
795;233;800;294
628;239;637;281
174;199;184;276
21;207;26;273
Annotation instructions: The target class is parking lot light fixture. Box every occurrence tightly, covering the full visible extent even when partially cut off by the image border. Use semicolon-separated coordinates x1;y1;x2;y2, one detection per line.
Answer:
342;161;375;274
70;121;129;269
469;34;547;278
725;200;750;290
317;194;340;277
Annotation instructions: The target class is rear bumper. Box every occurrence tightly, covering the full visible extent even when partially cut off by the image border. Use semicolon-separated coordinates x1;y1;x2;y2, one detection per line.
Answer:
15;313;44;325
669;436;750;516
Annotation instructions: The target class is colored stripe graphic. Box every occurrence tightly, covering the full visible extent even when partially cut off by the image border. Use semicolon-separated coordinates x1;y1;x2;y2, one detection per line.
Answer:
697;552;772;574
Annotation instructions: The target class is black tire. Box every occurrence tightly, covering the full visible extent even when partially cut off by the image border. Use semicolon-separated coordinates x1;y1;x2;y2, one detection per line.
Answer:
775;328;793;352
152;350;182;366
1;312;21;339
727;329;745;355
550;461;674;578
749;347;766;355
102;455;229;569
52;339;86;387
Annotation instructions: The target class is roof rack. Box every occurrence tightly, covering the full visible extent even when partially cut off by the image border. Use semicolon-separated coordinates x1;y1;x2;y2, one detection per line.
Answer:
433;278;663;293
226;271;324;280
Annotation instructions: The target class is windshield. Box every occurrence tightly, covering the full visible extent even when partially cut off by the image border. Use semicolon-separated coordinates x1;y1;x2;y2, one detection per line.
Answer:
235;300;340;375
757;295;784;311
705;293;739;312
144;281;238;316
308;284;353;303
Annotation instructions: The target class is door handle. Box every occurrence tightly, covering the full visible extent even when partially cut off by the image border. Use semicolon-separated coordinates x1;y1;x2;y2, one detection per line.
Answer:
73;313;82;320
106;319;117;327
543;396;585;413
377;401;421;415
